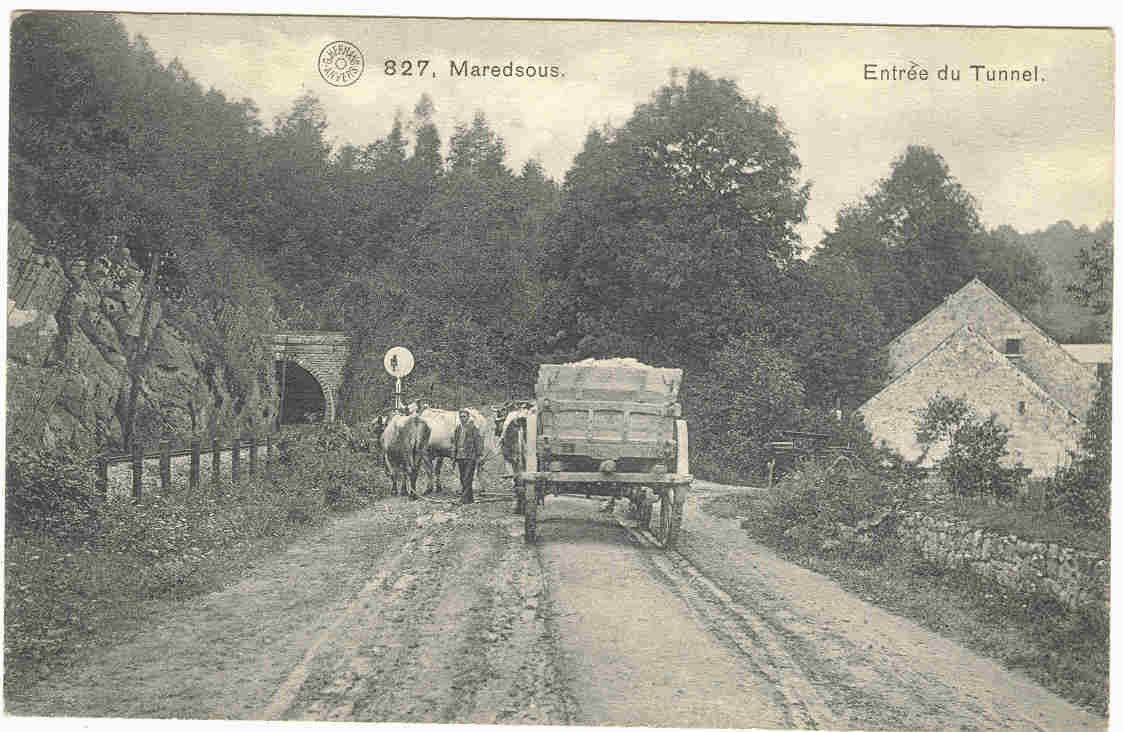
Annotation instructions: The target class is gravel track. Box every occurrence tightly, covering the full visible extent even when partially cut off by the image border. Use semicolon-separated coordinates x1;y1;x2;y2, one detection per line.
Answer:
6;480;1107;729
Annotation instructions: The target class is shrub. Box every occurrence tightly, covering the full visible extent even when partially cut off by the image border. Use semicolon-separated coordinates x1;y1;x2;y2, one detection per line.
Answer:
1049;368;1110;528
314;420;355;451
757;460;910;561
282;423;386;506
5;444;100;536
914;394;1020;499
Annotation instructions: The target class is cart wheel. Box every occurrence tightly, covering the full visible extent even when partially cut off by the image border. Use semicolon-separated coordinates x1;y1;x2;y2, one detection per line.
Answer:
656;485;686;548
639;488;654;529
657;486;674;548
670;484;687;546
524;481;538;543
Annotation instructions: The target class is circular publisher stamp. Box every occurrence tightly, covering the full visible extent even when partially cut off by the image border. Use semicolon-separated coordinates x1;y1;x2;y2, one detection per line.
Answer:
318;41;364;87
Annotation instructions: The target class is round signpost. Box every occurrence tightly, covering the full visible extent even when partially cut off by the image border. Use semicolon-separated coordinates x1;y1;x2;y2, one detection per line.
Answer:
384;346;415;409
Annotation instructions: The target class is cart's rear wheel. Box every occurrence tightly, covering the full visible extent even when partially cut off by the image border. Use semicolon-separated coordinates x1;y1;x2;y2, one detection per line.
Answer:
655;485;686;548
524;481;538;543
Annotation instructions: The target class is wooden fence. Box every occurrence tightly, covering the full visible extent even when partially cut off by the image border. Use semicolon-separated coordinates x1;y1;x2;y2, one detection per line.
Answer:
96;432;288;500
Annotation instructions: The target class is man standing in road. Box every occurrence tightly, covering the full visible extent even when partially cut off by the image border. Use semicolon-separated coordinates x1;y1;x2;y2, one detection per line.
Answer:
453;408;483;504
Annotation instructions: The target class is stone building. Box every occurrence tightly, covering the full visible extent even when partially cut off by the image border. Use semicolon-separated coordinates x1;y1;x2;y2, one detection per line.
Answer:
858;278;1106;476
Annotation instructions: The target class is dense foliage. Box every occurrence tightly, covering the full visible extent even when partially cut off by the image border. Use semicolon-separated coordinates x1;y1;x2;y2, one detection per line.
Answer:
5;444;100;536
8;12;1106;484
1000;221;1114;342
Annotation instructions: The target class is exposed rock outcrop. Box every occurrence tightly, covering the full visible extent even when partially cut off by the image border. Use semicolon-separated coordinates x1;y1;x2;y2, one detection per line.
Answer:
7;221;278;455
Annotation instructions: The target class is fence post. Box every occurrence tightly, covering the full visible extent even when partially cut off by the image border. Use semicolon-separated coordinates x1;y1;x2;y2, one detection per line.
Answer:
232;436;241;486
97;457;109;499
159;440;171;492
131;443;143;502
190;438;201;492
248;434;258;476
212;436;222;495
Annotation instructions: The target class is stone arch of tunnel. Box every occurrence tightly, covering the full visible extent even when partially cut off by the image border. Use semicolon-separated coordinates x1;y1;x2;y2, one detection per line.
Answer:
272;332;350;424
276;360;328;425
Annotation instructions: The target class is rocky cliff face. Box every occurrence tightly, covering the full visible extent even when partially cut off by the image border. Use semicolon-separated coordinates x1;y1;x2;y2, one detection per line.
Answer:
7;222;278;455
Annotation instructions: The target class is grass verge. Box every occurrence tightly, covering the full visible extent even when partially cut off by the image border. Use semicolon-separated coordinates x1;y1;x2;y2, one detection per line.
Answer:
704;491;1109;717
4;428;389;697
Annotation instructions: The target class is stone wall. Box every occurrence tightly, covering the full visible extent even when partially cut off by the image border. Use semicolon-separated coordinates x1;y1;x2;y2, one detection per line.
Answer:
7;221;278;454
898;511;1109;618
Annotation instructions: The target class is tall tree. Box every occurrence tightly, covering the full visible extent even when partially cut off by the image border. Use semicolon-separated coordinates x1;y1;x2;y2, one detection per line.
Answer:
818;146;983;336
1066;222;1113;339
257;92;337;315
967;227;1053;315
542;69;810;361
777;257;889;409
448;111;508;178
406;94;443;216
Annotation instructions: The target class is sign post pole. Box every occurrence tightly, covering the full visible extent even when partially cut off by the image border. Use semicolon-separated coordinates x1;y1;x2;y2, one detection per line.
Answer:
384;347;415;412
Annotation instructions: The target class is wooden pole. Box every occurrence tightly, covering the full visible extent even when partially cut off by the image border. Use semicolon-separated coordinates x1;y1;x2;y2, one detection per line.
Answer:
212;436;221;494
97;457;109;499
231;436;241;486
189;438;201;491
265;433;273;478
248;434;258;476
159;440;171;492
131;443;143;502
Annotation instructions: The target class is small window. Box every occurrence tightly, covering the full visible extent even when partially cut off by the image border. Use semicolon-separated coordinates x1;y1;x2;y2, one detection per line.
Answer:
1005;338;1024;357
1017;401;1026;415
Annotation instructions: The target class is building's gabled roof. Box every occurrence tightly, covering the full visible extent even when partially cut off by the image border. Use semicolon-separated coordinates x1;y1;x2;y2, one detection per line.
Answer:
1062;344;1112;364
885;277;1096;399
860;324;1082;424
888;277;1085;367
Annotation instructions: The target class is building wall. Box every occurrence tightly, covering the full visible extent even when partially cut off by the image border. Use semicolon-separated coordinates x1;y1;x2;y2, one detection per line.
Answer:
861;327;1082;476
887;279;1099;419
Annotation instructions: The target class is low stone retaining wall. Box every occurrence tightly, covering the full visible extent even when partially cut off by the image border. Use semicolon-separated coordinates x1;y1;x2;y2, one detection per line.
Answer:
897;512;1109;617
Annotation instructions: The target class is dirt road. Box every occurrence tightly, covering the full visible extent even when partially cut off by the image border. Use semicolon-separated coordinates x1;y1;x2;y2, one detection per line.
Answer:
7;483;1106;728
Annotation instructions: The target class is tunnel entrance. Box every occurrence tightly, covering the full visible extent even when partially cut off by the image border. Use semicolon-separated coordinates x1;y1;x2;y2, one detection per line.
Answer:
276;361;326;425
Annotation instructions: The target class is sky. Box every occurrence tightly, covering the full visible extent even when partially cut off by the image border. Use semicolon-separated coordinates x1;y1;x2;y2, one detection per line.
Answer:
108;13;1115;251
